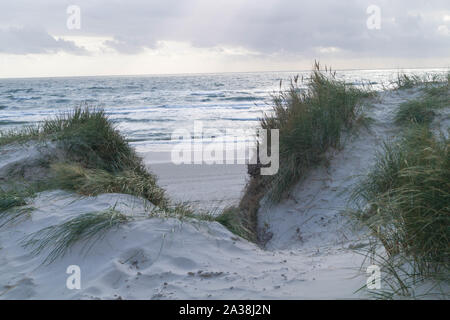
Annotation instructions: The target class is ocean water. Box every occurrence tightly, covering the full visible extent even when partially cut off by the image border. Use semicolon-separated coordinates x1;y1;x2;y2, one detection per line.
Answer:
0;68;447;153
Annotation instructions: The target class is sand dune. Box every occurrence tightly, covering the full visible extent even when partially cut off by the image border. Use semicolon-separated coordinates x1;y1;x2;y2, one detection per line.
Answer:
0;87;446;299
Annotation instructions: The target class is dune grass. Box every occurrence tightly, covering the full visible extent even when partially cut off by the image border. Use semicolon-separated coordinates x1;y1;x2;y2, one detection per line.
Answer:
1;106;220;261
0;107;169;209
45;107;142;172
350;125;449;297
393;72;449;90
0;126;42;147
22;208;129;264
0;189;28;212
395;80;449;126
0;187;35;228
49;163;168;208
395;98;438;126
394;74;424;89
351;72;449;298
234;62;373;242
215;206;252;240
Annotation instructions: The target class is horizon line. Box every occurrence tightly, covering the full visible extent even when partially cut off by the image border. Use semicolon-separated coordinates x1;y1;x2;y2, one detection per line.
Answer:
0;65;449;80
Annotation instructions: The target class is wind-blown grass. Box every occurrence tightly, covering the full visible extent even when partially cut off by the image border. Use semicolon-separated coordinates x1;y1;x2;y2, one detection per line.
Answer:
45;107;141;172
350;126;450;297
22;208;129;264
0;126;41;146
50;163;168;208
395;99;438;126
215;206;252;240
236;62;373;242
394;74;423;89
0;188;35;228
393;72;449;90
395;80;449;126
0;107;169;208
0;189;28;212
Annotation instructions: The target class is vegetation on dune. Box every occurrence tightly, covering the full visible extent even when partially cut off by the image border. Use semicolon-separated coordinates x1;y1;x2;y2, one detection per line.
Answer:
0;188;35;228
215;207;252;240
225;62;374;242
351;78;450;298
22;208;129;264
395;78;449;126
50;163;168;209
0;106;218;262
0;107;169;209
393;72;449;90
2;66;448;280
0;126;42;146
0;188;28;212
395;99;437;126
351;127;449;298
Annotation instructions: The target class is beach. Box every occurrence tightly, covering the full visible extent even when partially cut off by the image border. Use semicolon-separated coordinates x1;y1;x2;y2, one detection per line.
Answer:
0;70;448;300
142;151;247;211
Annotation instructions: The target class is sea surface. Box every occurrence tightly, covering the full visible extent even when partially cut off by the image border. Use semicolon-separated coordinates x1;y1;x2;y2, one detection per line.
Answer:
0;68;447;153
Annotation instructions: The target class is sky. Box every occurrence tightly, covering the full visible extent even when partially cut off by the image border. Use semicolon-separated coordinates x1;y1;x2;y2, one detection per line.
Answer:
0;0;449;78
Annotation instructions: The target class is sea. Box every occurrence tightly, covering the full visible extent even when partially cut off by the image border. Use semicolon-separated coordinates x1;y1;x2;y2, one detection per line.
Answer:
0;68;447;153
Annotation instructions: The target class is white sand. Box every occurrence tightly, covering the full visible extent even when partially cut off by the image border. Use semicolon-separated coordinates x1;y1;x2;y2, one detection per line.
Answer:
0;88;444;299
142;151;247;211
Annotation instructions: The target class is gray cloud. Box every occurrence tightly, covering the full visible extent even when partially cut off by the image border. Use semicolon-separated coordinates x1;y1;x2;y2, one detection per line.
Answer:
0;26;88;55
0;0;449;58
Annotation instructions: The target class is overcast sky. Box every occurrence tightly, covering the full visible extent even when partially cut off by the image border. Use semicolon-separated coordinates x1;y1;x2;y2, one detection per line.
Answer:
0;0;449;77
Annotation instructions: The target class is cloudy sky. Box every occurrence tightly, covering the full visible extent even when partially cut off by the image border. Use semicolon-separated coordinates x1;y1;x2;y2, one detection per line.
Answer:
0;0;449;78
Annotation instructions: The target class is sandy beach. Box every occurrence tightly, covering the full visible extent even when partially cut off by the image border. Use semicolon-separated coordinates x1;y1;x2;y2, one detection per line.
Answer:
1;66;449;301
142;151;247;211
0;88;430;300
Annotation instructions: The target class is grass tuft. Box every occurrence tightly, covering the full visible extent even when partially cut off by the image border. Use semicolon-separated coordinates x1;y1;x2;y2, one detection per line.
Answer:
395;81;449;126
395;99;437;126
393;72;449;90
22;208;129;264
237;62;373;242
350;125;449;296
215;206;252;240
0;189;28;212
50;162;168;208
1;106;169;209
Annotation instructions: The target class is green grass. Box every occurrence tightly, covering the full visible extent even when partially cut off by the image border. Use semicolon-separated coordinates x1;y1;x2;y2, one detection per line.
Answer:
237;62;373;242
395;98;437;126
0;189;28;212
1;106;144;172
50;162;168;209
1;107;226;262
215;206;252;240
0;126;42;146
395;81;449;126
350;125;449;297
394;74;423;89
0;107;169;209
0;188;35;228
22;208;129;264
393;72;449;90
46;107;141;172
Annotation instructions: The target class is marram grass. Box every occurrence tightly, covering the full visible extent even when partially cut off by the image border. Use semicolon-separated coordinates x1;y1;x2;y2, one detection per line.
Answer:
350;125;449;297
22;208;129;264
236;62;373;242
50;162;168;209
0;106;169;209
395;80;449;126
